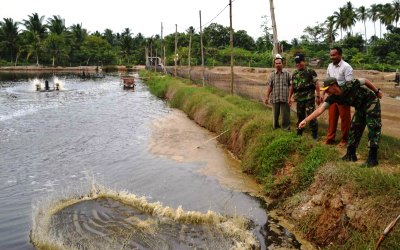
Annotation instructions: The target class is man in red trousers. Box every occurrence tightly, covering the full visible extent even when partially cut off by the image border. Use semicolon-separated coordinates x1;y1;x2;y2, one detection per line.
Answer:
324;46;353;146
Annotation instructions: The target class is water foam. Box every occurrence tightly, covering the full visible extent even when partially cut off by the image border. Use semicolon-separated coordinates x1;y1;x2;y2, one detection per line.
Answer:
31;181;259;250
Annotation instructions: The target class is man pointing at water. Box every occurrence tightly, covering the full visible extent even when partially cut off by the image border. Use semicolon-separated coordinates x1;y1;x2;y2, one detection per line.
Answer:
299;77;383;167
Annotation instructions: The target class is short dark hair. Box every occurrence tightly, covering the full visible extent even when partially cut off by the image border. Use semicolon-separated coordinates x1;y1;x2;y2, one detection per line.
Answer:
330;46;342;55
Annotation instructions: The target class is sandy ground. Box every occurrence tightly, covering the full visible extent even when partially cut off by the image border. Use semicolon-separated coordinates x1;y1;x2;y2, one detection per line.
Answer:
148;109;264;196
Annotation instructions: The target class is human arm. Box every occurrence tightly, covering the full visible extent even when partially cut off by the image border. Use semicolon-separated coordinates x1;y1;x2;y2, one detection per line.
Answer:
288;84;294;106
265;85;272;104
298;103;329;129
315;80;323;105
362;78;383;99
344;64;353;81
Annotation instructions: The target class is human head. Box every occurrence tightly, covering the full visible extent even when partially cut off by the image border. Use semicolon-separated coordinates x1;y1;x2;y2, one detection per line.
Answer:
274;58;283;71
294;53;305;70
321;77;339;95
329;46;343;65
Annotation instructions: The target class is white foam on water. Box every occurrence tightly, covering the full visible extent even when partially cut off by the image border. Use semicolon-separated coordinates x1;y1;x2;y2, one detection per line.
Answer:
31;180;259;250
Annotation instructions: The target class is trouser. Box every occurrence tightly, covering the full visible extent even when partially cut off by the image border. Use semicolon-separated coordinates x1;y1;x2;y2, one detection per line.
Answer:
326;103;351;143
348;99;381;148
296;98;318;133
272;102;290;130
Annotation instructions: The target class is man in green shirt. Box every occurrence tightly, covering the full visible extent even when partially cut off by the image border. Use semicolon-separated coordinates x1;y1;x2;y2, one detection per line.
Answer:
299;77;383;167
289;53;323;139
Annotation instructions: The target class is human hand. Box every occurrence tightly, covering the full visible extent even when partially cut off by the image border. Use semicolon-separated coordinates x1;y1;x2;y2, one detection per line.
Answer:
299;120;307;129
377;91;383;99
264;98;269;105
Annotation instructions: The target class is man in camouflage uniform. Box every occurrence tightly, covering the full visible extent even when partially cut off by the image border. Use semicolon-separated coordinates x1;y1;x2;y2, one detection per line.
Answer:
298;77;383;167
289;53;323;139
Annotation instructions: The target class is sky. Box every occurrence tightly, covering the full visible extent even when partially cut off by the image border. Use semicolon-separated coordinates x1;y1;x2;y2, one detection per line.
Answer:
1;0;391;41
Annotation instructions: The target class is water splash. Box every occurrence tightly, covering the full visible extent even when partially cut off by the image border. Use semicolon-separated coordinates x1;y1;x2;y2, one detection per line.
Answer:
31;181;259;250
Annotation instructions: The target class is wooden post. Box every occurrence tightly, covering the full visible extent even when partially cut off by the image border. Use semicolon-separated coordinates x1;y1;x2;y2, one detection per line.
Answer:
161;22;164;66
269;0;280;55
229;0;234;95
174;24;178;77
188;30;192;81
199;10;205;87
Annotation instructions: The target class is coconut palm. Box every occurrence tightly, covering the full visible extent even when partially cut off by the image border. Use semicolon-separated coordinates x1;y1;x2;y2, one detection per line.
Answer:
369;4;380;38
333;7;346;40
0;18;19;64
47;15;66;35
356;6;369;52
393;0;400;27
324;15;337;46
380;3;395;30
22;13;47;65
119;28;133;64
102;29;115;46
68;23;87;65
343;1;357;35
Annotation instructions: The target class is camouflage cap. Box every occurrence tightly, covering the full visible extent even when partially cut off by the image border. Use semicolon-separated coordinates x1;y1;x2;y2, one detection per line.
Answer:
321;77;337;90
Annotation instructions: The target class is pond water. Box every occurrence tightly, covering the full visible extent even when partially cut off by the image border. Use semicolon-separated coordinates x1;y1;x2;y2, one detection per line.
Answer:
0;73;302;249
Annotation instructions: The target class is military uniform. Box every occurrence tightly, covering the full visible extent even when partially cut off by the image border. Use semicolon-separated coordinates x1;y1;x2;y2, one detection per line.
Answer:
323;79;381;148
292;68;318;137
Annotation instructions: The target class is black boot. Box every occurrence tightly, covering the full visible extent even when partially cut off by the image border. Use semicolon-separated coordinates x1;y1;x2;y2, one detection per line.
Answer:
312;130;318;140
342;146;357;162
297;128;303;136
363;147;379;167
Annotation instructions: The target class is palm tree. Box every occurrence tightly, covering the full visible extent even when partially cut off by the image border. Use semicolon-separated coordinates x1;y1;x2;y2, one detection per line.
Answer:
369;4;380;37
102;29;115;46
393;0;400;27
333;7;346;40
375;4;385;38
22;13;47;65
68;23;87;65
0;18;19;64
46;15;67;66
119;28;133;64
324;15;337;46
343;2;357;35
47;15;66;35
356;6;369;52
380;3;395;31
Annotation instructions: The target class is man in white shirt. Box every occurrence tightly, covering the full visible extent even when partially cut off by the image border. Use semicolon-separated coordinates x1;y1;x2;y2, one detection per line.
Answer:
324;47;353;146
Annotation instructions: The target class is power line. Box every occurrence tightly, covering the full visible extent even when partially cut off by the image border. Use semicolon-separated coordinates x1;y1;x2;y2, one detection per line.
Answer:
163;0;238;35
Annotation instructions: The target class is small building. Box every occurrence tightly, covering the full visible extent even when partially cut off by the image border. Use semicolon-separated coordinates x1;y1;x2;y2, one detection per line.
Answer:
145;57;165;72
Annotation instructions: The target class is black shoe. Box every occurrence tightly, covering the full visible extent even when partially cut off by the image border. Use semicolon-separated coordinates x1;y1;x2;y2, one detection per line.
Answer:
312;131;318;140
362;147;379;167
297;129;303;136
342;146;357;162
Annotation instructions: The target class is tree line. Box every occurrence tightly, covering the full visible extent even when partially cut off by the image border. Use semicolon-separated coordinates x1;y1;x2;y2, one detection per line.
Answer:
0;1;399;71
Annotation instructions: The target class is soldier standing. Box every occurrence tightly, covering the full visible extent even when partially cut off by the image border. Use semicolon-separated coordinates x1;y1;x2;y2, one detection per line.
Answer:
299;77;383;167
289;53;323;139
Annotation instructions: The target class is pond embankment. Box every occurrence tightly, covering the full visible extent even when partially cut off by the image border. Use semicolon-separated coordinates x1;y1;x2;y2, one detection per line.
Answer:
140;70;400;249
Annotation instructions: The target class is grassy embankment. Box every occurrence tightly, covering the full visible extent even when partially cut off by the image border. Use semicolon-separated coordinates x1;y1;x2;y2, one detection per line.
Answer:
140;70;400;249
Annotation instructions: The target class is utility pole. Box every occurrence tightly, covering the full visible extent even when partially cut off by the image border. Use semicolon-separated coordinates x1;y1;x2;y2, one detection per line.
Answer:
199;10;205;87
161;22;164;66
174;24;177;77
188;29;192;80
229;0;234;95
269;0;280;55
